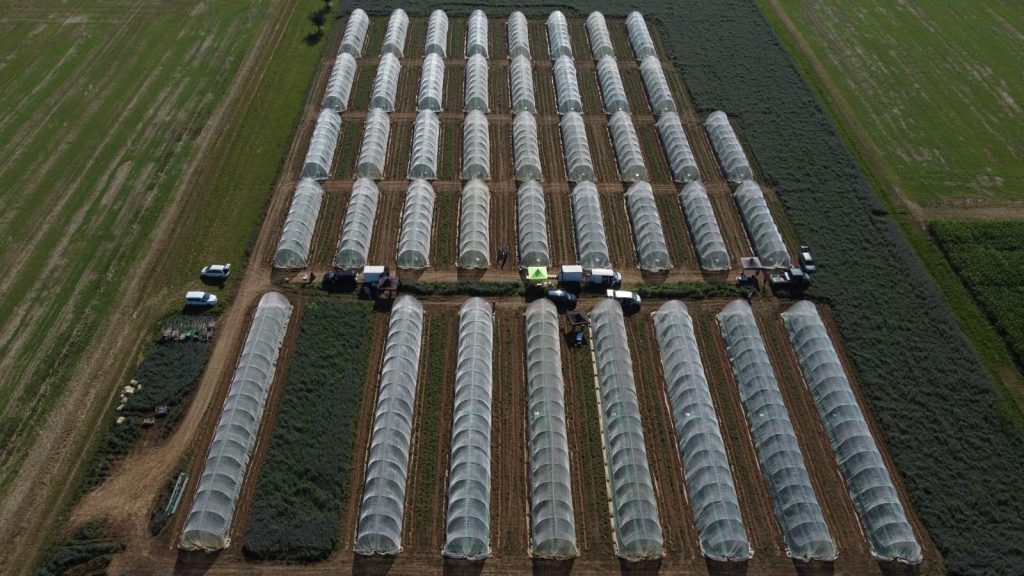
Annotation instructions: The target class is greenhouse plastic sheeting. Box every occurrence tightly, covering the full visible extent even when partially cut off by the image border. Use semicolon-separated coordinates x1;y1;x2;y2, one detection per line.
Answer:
625;12;655;61
340;9;369;57
507;11;530;59
425;10;448;57
704;111;753;182
409;110;440;180
418;53;445;112
335;179;379;269
559;112;594;182
397;180;435;269
322;52;357;113
553;56;583;115
585;12;614;59
625;182;671;272
443;298;494;560
571;182;610;269
546;11;572;60
524;299;578;559
300;108;341;180
717;300;837;562
466;9;489;58
652;301;752;562
517;181;550;267
356;109;391;180
589;300;664;560
180;292;293;551
596;55;629;114
465;54;490;113
459;180;490;269
609;111;648;182
355;296;425;556
462;110;490;181
782;301;922;564
370;53;401;112
734;181;790;268
639;56;676;115
510;55;536;113
381;9;409;58
273;178;324;269
514;111;543;181
655;112;700;183
679;182;729;271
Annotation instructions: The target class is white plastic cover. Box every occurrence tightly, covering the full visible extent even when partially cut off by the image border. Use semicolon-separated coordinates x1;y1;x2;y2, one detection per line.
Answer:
639;56;676;115
274;178;324;269
524;299;578;559
459;180;490;269
570;182;610;269
625;181;671;272
507;11;530;59
355;296;425;556
466;10;489;58
782;302;923;564
553;56;583;115
585;12;615;59
465;54;490;113
596;55;629;114
340;9;369;57
425;10;448;57
625;12;656;61
509;55;536;113
546;11;572;60
560;112;595;182
335;179;379;269
397;180;435;269
370;53;402;112
655;112;700;183
409;110;440;180
608;111;648;182
418;53;445;112
734;181;790;268
678;182;729;271
514;111;543;181
301;108;341;181
180;292;293;551
381;9;409;58
356;109;391;180
717;300;837;562
704;111;753;182
443;298;494;560
323;52;358;113
652;301;752;562
462;110;491;181
590;300;664;560
517;181;550;267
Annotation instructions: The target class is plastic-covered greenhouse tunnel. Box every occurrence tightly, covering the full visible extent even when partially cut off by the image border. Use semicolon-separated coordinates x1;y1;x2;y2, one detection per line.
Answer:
679;181;729;271
335;179;380;269
273;178;324;270
396;180;435;270
704;110;753;182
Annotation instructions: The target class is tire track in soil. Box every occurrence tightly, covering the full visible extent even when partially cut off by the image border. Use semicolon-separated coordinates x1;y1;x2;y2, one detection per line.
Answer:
366;186;403;268
490;306;528;556
491;189;518;271
599;191;636;273
545;190;576;266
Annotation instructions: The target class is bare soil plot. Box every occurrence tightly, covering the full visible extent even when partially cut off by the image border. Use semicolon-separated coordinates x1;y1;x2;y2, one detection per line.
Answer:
545;189;577;266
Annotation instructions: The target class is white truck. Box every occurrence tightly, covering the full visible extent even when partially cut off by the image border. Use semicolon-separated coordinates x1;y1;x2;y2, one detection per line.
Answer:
557;265;622;289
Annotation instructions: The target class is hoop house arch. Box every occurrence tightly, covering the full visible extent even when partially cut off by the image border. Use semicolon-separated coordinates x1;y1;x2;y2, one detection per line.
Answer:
274;178;324;269
300;108;341;181
596;55;629;114
546;11;572;60
334;179;379;269
585;12;614;59
418;53;445;113
625;12;656;61
734;181;790;268
509;55;536;113
340;9;369;57
462;110;491;181
507;11;530;59
517;181;550;267
553;56;583;115
381;9;409;58
466;10;489;58
570;182;610;269
639;56;676;115
396;180;435;270
355;109;391;180
609;111;648;182
655;112;699;183
704;111;753;182
559;112;594;182
409;110;440;180
322;52;357;113
678;182;729;271
370;53;401;112
465;54;490;113
625;181;671;272
513;112;543;182
424;10;448;57
458;180;490;269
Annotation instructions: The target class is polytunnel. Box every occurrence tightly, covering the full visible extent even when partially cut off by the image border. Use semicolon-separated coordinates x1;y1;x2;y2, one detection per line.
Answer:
462;110;491;181
734;181;790;268
585;12;614;59
553;56;583;115
340;8;369;57
425;10;448;57
334;179;379;269
517;181;550;267
559;113;595;182
704;111;753;182
513;111;543;181
356;109;391;180
273;178;324;269
409;110;440;180
652;301;752;562
782;302;922;564
589;300;664;560
370;53;401;112
443;298;494;560
466;10;489;58
570;182;611;269
507;11;530;59
381;9;409;58
546;11;572;60
625;12;656;61
717;300;837;562
608;111;648;182
678;182;729;271
625;181;672;272
655;112;700;183
458;180;490;269
180;292;293;551
417;53;445;112
300;108;341;180
465;54;490;113
524;299;578;559
509;55;536;113
396;180;435;269
322;52;357;113
639;56;676;115
355;296;425;556
596;55;630;114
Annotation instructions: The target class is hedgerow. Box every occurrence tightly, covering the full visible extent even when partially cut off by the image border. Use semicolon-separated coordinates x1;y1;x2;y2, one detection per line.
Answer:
36;522;123;576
